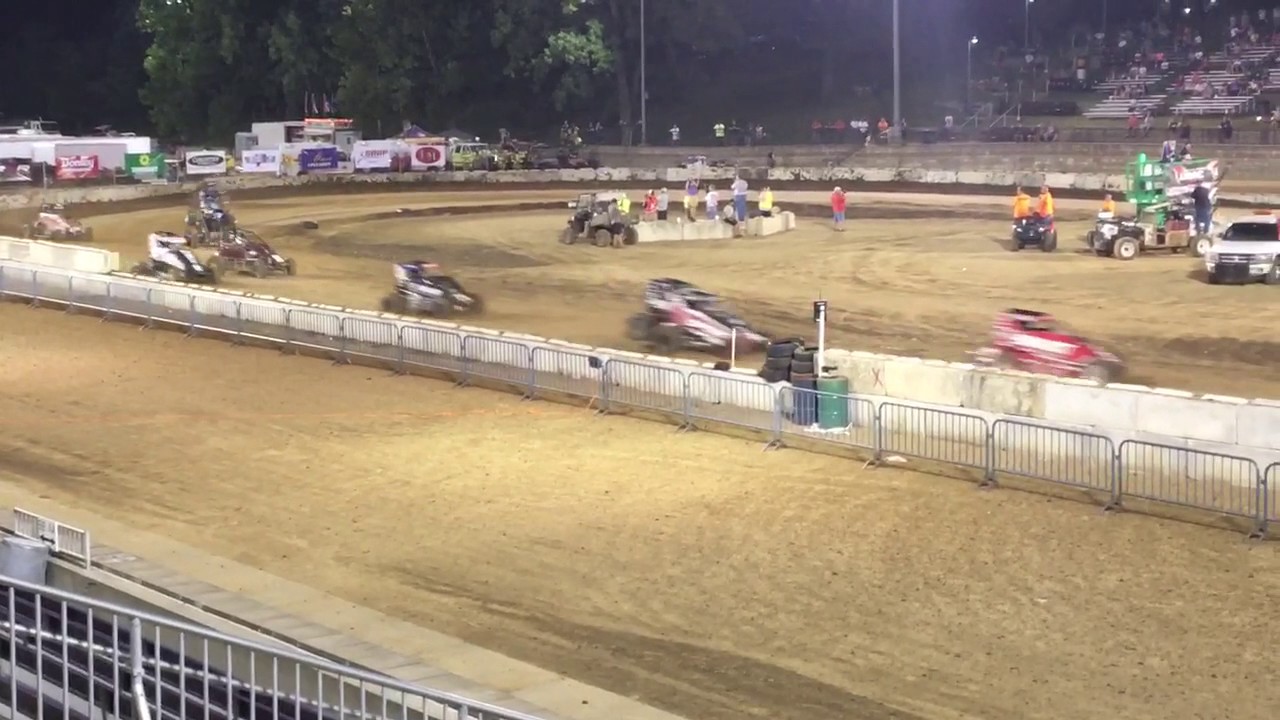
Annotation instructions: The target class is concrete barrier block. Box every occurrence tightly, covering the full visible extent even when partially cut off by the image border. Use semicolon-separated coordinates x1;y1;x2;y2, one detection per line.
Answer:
880;356;966;406
457;325;500;336
1133;390;1238;445
925;170;959;184
1043;172;1076;189
962;367;1046;417
633;221;686;243
954;171;989;186
1236;399;1280;449
1043;379;1140;429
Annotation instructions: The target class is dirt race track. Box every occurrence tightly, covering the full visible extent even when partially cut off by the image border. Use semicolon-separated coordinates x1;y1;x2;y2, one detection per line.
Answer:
2;188;1280;720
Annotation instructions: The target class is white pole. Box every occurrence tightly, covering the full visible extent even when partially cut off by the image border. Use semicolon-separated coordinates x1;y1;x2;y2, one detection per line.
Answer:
892;0;901;127
816;309;826;377
730;327;737;369
640;0;647;146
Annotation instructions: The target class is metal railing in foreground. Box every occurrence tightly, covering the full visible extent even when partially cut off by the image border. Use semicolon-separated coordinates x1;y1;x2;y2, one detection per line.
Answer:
0;267;1272;538
0;576;541;720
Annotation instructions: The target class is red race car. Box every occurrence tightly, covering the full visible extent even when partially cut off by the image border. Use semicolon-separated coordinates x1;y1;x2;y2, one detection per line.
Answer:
972;309;1124;384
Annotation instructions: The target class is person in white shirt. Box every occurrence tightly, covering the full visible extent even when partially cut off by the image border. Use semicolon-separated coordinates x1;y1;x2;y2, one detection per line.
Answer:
705;184;719;220
730;175;748;221
669;125;681;144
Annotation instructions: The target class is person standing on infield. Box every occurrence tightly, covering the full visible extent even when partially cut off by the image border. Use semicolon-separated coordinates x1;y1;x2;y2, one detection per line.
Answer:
731;174;748;221
831;186;847;230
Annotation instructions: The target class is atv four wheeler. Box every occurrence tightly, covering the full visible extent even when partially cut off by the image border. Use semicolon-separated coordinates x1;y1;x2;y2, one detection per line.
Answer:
207;229;297;278
971;308;1124;384
22;204;93;242
626;278;769;354
1010;216;1057;252
380;261;484;317
560;192;638;247
128;232;218;285
1085;208;1211;260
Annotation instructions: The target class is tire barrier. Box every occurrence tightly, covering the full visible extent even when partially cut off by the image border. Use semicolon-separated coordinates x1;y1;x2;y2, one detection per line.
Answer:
0;260;1272;538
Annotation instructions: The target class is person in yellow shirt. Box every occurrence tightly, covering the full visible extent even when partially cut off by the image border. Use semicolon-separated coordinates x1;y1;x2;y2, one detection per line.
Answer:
1100;193;1116;215
617;193;631;217
1037;185;1055;222
1012;187;1032;219
758;186;775;217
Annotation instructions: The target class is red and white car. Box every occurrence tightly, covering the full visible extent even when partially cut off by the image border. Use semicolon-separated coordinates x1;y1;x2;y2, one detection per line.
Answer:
22;203;93;242
972;309;1124;384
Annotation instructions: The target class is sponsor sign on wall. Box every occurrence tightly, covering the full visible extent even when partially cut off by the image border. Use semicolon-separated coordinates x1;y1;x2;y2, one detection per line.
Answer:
0;160;32;184
241;148;282;174
410;144;447;171
124;152;166;180
299;146;340;172
185;149;228;176
352;140;408;171
55;155;101;181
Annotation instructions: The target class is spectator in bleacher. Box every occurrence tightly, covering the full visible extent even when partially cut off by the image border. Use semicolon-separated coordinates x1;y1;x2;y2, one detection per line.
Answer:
1141;111;1154;137
1127;111;1140;138
1220;114;1234;142
1160;138;1176;163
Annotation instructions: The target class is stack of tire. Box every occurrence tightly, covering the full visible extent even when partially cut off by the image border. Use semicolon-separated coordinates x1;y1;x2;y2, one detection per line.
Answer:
759;338;818;425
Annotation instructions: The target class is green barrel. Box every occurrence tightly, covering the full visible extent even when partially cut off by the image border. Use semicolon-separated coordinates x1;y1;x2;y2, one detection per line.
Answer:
816;375;850;429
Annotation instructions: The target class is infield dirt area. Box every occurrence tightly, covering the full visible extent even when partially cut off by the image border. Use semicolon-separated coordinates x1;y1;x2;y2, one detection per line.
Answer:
11;187;1277;398
1;305;1278;720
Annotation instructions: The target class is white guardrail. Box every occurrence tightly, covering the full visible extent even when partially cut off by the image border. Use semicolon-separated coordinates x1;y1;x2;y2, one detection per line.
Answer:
0;251;1276;537
0;237;118;273
9;507;92;568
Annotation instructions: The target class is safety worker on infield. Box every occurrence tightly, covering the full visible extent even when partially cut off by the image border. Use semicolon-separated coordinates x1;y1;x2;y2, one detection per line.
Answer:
617;192;631;218
1012;187;1032;219
1100;193;1117;216
1036;185;1055;224
758;186;775;217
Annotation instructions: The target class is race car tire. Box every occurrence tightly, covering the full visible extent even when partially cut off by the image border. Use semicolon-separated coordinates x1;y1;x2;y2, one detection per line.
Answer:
462;293;485;315
301;220;320;230
653;325;684;352
1008;232;1020;251
1191;235;1212;258
380;294;407;314
1112;237;1139;261
1084;231;1097;250
627;313;654;341
788;372;817;385
560;226;577;245
83;227;94;242
128;261;151;276
764;356;792;371
790;360;815;375
623;226;639;245
250;259;268;278
21;224;31;238
1041;231;1057;252
792;348;815;363
766;341;799;359
1080;362;1111;385
285;258;297;276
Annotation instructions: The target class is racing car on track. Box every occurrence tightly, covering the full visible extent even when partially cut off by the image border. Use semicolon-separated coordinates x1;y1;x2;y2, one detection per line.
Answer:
626;278;769;354
128;231;218;284
379;261;483;317
207;229;296;278
22;203;93;242
970;309;1123;384
185;186;236;246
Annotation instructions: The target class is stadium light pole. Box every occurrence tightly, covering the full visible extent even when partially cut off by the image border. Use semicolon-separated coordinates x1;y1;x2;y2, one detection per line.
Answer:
1024;0;1034;47
639;0;647;145
966;36;978;113
892;0;901;129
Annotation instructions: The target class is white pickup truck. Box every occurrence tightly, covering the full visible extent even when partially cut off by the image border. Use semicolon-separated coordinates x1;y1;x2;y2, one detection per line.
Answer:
1204;213;1280;285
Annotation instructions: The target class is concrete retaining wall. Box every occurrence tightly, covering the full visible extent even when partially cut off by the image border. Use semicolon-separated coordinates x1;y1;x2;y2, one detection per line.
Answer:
0;237;118;273
634;211;797;242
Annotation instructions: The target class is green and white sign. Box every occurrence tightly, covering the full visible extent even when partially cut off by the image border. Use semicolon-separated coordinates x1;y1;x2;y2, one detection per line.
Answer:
125;152;166;180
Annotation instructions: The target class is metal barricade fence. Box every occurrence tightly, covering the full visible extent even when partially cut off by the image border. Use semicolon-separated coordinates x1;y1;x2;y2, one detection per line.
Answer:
1116;440;1263;522
461;335;535;393
66;275;112;315
32;270;71;303
1265;463;1278;525
189;294;243;338
400;325;465;374
340;316;401;367
989;420;1117;498
287;308;344;358
602;359;687;417
877;403;989;469
104;280;151;321
777;387;876;452
11;508;91;568
686;372;780;438
142;286;192;329
237;298;290;339
0;267;36;300
528;347;605;402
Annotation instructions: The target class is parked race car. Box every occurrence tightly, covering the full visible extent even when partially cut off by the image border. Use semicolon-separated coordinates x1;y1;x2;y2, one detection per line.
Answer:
1009;216;1057;252
560;192;638;247
379;261;483;317
626;278;769;354
128;231;218;284
22;203;93;242
185;186;236;246
207;229;296;278
971;309;1123;384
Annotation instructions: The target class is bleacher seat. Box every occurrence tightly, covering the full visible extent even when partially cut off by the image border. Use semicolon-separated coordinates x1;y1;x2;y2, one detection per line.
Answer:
1172;96;1256;115
1209;46;1278;63
1095;74;1166;92
1265;67;1280;90
1083;95;1166;119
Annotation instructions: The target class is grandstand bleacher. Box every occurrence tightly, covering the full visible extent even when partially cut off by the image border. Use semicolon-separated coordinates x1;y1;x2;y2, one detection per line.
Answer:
0;577;537;720
1171;95;1256;115
1082;95;1166;119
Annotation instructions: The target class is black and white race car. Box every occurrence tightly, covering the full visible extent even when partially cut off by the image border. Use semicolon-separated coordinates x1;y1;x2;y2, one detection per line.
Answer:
380;261;484;317
626;278;769;354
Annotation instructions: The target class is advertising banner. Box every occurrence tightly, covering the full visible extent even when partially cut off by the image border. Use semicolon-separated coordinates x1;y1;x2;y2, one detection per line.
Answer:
185;149;228;176
409;144;447;171
299;145;340;172
124;152;166;180
241;148;282;174
0;160;32;184
55;155;101;181
352;140;407;171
